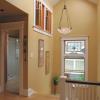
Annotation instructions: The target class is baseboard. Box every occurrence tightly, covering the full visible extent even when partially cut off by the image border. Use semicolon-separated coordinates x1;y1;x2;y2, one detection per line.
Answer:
21;88;37;97
28;88;37;96
0;85;36;97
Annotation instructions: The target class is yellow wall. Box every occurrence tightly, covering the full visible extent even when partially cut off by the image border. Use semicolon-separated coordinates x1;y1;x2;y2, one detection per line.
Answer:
53;0;97;81
7;0;53;94
97;0;100;81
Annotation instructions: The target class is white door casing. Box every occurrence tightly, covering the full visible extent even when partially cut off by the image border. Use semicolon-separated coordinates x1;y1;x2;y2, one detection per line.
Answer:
0;21;24;95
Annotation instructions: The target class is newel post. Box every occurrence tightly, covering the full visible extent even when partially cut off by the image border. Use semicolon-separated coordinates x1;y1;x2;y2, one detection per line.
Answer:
60;76;66;100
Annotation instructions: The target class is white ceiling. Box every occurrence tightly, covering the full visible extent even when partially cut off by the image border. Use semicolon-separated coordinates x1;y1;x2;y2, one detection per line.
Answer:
50;0;98;6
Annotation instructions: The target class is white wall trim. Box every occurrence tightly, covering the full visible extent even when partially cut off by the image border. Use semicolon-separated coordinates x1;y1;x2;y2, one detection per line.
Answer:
33;0;36;27
21;88;37;97
33;27;53;37
0;21;25;95
61;36;88;41
61;39;65;76
61;36;88;81
38;0;53;12
28;88;37;96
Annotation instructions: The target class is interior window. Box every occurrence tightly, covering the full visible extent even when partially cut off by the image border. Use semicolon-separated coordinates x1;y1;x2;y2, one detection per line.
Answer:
34;0;52;34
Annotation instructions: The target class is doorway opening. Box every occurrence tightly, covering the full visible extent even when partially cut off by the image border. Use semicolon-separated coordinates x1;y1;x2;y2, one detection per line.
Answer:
0;21;27;96
6;30;20;94
0;0;28;96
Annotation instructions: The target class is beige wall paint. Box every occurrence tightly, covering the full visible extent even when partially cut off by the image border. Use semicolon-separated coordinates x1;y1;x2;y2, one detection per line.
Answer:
7;0;53;94
53;0;97;81
97;0;100;81
5;0;98;95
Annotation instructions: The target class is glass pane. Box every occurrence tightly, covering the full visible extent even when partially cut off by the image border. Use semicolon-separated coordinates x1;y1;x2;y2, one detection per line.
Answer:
64;59;85;81
67;73;85;81
64;59;85;72
65;40;85;54
45;9;51;33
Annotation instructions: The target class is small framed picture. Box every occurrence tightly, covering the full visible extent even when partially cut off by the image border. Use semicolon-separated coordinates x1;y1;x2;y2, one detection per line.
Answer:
38;39;44;67
45;51;50;75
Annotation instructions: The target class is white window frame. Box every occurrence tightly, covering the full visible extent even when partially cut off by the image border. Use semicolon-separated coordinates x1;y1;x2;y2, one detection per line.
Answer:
61;37;88;80
33;0;53;37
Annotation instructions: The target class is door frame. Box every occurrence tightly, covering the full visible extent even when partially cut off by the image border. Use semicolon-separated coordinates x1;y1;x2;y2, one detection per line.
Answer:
0;21;24;95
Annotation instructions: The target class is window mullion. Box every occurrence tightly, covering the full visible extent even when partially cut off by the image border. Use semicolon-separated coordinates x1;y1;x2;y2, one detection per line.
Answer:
64;55;85;59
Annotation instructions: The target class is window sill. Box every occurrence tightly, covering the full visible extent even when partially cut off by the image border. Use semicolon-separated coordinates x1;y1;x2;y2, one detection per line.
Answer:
33;26;53;37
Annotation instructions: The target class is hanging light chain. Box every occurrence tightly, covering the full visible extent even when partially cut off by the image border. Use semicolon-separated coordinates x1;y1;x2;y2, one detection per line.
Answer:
57;0;72;34
64;0;66;6
58;7;64;28
64;0;72;29
58;1;72;29
65;5;72;29
58;0;66;28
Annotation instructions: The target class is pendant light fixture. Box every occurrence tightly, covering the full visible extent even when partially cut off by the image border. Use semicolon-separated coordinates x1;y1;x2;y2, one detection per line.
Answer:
57;0;72;34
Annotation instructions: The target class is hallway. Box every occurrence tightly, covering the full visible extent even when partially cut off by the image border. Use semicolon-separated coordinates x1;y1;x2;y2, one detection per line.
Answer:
0;92;59;100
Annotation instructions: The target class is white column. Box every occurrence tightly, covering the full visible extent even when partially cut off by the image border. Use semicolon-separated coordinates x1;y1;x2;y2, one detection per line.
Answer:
60;76;67;100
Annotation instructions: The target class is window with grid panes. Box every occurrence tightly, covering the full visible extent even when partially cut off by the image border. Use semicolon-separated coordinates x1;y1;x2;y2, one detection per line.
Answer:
62;38;88;81
34;0;52;34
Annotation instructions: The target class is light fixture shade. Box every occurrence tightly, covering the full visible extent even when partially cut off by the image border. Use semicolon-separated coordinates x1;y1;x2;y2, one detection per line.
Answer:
57;27;72;34
57;0;72;34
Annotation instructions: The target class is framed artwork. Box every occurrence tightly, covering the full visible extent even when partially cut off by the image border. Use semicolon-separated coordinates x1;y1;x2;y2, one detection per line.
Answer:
45;51;50;75
38;39;44;67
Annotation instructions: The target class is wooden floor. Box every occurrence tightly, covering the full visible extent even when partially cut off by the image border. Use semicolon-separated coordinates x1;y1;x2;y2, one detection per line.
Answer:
0;92;59;100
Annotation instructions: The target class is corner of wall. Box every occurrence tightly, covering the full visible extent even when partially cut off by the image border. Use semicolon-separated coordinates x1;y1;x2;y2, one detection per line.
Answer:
21;88;37;97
